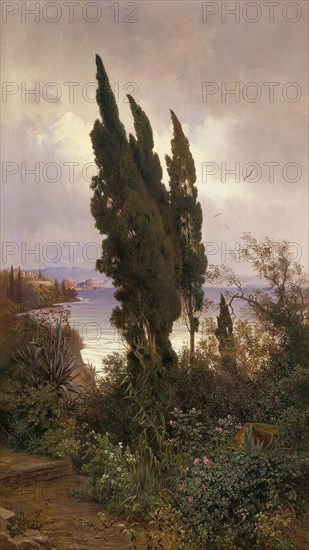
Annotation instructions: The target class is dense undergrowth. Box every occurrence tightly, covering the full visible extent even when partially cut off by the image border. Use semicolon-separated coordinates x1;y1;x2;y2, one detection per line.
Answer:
1;240;308;549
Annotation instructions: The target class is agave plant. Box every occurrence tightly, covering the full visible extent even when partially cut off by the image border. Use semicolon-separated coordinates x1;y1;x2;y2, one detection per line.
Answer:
235;422;279;454
18;321;84;396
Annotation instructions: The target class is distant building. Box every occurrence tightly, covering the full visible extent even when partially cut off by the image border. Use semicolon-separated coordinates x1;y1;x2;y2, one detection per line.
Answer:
22;271;36;281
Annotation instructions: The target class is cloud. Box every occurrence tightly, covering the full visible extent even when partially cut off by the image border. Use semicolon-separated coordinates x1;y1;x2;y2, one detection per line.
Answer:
1;0;308;273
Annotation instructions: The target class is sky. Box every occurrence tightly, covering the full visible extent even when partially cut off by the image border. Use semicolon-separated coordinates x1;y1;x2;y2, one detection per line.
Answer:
1;0;308;278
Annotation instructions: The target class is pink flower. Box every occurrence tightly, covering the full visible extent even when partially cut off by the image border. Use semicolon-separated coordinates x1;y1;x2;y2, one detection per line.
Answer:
201;484;207;492
178;483;185;491
193;458;200;465
203;456;212;465
169;420;176;426
187;495;193;503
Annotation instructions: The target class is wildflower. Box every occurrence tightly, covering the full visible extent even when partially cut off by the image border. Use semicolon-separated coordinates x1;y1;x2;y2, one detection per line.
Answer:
187;495;193;503
203;456;212;465
178;483;185;491
169;420;176;426
201;484;207;492
193;458;200;465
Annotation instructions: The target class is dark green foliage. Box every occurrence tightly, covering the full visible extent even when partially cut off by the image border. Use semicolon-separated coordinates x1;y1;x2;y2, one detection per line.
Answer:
61;279;67;297
54;277;61;300
215;293;237;371
90;55;181;365
8;264;15;300
17;321;84;396
165;111;207;355
177;450;301;547
15;267;23;303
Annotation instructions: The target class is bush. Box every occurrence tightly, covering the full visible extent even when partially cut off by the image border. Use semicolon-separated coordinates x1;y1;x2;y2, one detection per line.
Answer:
82;432;138;508
39;418;82;461
175;449;301;547
168;408;241;457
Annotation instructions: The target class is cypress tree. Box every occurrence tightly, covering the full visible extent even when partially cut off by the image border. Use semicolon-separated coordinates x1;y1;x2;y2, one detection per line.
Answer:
61;279;67;298
165;111;207;356
16;267;23;303
9;265;15;301
90;55;180;366
215;293;236;371
54;278;60;300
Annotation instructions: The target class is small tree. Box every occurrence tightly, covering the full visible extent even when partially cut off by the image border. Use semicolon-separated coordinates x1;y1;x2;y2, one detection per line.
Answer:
207;233;309;368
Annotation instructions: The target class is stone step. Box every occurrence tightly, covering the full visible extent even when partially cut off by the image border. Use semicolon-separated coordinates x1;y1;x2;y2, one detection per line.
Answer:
0;460;73;490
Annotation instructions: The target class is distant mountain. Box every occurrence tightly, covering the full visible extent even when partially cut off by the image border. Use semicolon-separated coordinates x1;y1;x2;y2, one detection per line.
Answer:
32;267;113;287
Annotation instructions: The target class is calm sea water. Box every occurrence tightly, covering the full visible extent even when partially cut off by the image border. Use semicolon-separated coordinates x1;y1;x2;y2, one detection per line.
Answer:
68;288;241;369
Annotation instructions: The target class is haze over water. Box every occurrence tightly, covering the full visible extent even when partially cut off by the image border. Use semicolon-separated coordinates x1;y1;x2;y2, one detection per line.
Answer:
69;288;244;369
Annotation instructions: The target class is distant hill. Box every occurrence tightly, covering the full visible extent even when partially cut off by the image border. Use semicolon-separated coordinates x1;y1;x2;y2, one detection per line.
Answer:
30;267;262;289
32;267;113;287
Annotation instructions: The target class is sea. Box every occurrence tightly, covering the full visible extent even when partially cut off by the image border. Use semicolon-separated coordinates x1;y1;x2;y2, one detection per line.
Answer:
68;288;244;370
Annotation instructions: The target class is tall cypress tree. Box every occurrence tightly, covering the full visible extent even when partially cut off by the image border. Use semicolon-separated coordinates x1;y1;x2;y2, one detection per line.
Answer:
9;265;15;301
54;278;61;301
90;55;180;366
215;293;236;371
16;267;23;303
61;279;67;298
165;111;207;356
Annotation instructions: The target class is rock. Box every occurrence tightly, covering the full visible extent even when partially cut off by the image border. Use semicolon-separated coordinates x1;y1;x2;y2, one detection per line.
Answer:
23;531;41;538
0;532;18;550
16;539;41;550
0;508;16;522
33;535;52;549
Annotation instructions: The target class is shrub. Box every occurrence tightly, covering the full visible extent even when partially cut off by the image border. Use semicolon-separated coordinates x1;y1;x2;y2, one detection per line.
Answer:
39;418;82;461
175;450;302;547
82;432;138;508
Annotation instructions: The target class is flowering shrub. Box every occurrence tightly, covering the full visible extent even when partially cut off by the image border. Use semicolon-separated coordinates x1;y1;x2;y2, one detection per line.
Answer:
82;432;138;507
169;409;241;457
168;408;208;455
175;450;301;547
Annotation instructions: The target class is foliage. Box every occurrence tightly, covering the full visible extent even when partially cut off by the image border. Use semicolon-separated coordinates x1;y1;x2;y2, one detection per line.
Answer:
81;353;139;446
235;422;279;452
5;382;61;452
126;501;208;549
176;449;302;547
165;110;207;356
206;233;309;367
82;432;138;508
168;408;208;455
39;418;82;461
90;55;180;365
7;503;42;537
17;320;84;395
